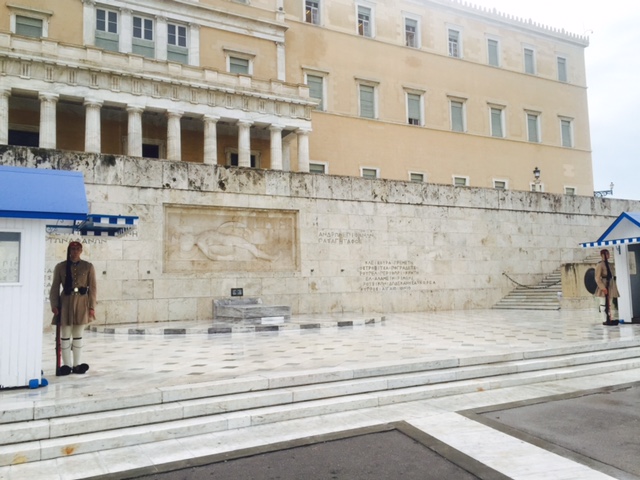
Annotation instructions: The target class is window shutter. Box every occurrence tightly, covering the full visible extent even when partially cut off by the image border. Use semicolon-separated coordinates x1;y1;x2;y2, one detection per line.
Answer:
360;85;375;118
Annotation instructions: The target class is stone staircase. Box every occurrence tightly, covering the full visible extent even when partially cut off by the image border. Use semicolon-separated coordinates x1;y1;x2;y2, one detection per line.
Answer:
494;269;562;310
3;341;640;468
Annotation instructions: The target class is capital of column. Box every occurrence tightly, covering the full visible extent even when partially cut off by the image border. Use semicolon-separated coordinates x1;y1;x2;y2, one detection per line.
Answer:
39;93;59;104
296;127;312;136
269;124;285;133
203;114;220;124
83;98;103;108
237;119;253;128
126;105;144;114
0;88;11;99
81;0;96;5
166;109;184;119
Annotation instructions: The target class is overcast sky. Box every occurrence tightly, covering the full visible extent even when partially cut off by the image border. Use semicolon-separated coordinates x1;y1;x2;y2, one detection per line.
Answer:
469;0;640;201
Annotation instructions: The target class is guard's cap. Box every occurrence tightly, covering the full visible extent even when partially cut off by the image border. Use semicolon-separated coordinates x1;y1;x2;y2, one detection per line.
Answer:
69;241;83;249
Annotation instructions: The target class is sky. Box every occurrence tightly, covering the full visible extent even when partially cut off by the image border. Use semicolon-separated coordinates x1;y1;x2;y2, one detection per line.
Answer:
469;0;640;201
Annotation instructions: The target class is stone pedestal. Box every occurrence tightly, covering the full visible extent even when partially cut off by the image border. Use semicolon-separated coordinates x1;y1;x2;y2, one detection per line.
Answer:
213;298;291;324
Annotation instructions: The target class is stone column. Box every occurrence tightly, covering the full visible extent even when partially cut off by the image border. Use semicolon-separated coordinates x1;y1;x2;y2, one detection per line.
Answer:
120;8;132;53
126;105;144;157
84;99;103;153
189;24;200;67
82;0;96;46
269;125;284;170
282;136;292;172
203;114;219;165
166;110;183;161
237;120;252;167
39;93;59;149
296;128;311;173
0;89;10;145
156;16;168;62
276;42;286;81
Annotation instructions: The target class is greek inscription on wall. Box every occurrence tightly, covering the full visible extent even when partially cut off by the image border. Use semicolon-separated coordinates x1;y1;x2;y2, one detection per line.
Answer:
165;205;298;273
359;260;435;292
318;230;375;244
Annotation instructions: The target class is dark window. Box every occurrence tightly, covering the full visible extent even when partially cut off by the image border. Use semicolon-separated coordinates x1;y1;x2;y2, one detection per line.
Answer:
9;130;39;147
142;144;160;158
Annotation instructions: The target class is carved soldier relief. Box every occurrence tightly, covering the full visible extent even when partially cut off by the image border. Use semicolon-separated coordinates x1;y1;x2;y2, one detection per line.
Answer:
164;205;298;273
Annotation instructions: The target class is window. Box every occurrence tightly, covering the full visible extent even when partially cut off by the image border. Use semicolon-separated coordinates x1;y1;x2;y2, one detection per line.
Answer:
133;16;154;58
361;167;379;179
487;38;499;67
524;48;535;74
407;93;422;126
359;84;376;119
167;23;188;64
448;29;461;58
561;118;573;147
305;0;320;25
309;162;327;174
564;186;576;196
0;232;21;284
527;112;540;143
96;8;119;52
557;56;568;82
410;172;425;182
306;74;325;110
357;5;372;37
15;15;43;38
453;176;468;187
228;151;260;168
490;107;504;138
450;100;465;132
404;17;418;48
229;56;250;75
8;129;39;147
493;180;507;190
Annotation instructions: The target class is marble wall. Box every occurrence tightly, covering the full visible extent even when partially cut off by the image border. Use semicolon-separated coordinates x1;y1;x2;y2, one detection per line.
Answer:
2;146;637;325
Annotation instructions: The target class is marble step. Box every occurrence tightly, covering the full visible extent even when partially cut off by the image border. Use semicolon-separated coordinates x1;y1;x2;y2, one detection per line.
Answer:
2;355;640;467
0;347;640;465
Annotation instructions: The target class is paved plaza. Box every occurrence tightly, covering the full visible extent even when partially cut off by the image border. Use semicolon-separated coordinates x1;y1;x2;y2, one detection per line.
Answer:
1;308;640;479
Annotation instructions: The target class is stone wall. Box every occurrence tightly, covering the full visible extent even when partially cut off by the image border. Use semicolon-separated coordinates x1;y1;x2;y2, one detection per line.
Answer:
2;146;637;325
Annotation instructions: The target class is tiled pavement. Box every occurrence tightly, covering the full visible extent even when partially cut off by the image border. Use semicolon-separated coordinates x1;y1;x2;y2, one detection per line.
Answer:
1;308;640;479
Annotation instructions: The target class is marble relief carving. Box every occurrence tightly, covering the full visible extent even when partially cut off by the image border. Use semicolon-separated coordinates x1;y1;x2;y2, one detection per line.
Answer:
164;205;298;273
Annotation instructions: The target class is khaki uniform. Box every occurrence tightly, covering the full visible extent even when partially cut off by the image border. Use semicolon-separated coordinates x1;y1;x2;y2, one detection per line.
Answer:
49;260;97;326
594;260;619;298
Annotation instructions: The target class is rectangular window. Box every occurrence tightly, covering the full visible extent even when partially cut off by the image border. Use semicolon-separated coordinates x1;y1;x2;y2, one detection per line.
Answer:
0;232;21;283
407;93;421;125
96;8;119;51
564;186;576;195
15;15;43;38
405;18;418;48
410;172;424;182
306;74;324;110
527;113;540;143
487;38;499;66
448;29;460;58
309;163;326;174
359;84;375;119
524;48;535;74
361;167;378;179
450;100;464;132
358;6;372;37
132;16;154;58
557;56;568;82
167;23;188;64
490;107;504;138
453;176;468;187
561;119;573;147
305;0;320;25
230;57;250;74
493;180;507;190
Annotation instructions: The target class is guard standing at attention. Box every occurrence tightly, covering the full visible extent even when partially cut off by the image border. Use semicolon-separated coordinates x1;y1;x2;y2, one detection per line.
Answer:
49;241;97;375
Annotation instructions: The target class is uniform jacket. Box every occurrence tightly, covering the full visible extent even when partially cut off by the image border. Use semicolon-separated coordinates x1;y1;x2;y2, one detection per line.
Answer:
594;260;619;298
49;259;97;326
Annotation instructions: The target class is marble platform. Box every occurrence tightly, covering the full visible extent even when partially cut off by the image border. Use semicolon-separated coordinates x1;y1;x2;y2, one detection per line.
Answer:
213;297;292;324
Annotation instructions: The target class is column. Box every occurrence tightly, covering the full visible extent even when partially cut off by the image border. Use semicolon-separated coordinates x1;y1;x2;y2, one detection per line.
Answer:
156;16;168;62
82;0;96;46
166;110;183;161
282;136;292;172
203;114;219;165
237;120;252;167
84;99;103;153
269;125;284;170
189;24;200;67
276;42;286;81
296;128;311;173
39;93;59;149
126;105;143;157
0;89;10;145
120;8;132;54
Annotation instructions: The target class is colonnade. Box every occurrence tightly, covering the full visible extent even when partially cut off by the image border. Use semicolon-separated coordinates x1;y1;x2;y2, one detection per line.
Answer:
0;88;311;171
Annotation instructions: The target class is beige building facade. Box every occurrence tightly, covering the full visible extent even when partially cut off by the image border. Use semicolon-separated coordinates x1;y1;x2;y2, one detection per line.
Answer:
0;0;592;194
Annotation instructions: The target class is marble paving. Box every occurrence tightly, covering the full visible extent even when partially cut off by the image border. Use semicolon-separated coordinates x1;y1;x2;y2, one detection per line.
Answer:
1;308;640;479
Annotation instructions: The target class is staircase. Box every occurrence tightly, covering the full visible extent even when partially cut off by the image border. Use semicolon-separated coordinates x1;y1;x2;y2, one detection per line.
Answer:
494;269;562;310
3;342;640;467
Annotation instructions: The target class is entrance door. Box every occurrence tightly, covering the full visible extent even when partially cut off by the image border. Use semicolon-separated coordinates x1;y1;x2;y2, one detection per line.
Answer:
629;244;640;320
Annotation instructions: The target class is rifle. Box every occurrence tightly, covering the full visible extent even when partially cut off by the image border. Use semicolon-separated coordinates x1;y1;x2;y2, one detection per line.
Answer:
55;303;62;376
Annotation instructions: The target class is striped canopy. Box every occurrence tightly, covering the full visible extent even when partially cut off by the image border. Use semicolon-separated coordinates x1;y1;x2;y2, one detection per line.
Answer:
580;212;640;248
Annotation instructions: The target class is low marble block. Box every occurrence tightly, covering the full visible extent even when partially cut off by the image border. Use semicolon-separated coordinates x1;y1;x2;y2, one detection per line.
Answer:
213;298;291;324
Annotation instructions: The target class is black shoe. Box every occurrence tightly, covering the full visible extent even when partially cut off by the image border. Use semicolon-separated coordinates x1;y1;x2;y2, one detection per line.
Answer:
72;364;90;374
603;320;619;326
58;365;72;376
